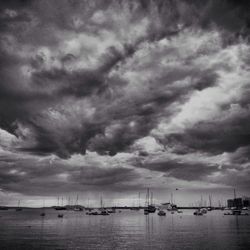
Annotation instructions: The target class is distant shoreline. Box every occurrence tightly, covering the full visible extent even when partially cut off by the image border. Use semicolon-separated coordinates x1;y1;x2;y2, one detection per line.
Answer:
0;206;226;210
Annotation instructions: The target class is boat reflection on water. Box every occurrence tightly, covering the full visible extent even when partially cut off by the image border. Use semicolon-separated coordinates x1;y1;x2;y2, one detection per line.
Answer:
145;212;154;244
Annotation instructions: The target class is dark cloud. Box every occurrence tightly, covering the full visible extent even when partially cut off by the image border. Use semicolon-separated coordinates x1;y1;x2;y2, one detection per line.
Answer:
135;158;219;181
163;104;250;155
0;0;250;200
0;156;138;195
0;0;247;158
227;146;250;165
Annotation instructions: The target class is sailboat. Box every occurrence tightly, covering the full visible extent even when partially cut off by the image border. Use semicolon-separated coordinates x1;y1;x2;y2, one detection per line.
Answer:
74;194;83;211
158;210;166;216
40;200;46;217
167;192;178;212
231;189;241;215
200;195;207;214
16;200;22;211
99;196;109;215
193;209;203;216
54;197;66;210
144;188;156;214
107;207;116;214
57;197;65;218
207;194;213;211
193;198;203;216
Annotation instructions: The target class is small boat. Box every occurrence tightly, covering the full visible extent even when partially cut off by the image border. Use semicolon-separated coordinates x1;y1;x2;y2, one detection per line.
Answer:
144;210;149;215
232;209;241;215
40;212;46;217
100;210;109;216
194;209;203;216
158;210;166;216
148;205;156;213
177;210;183;213
58;214;64;218
73;207;83;211
201;208;207;214
87;209;99;215
241;212;249;216
107;209;116;214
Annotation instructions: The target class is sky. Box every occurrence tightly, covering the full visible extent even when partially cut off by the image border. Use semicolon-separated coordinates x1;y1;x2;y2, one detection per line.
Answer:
0;0;250;207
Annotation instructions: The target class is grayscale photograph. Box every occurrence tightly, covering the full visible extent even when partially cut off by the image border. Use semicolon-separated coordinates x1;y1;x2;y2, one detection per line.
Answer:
0;0;250;249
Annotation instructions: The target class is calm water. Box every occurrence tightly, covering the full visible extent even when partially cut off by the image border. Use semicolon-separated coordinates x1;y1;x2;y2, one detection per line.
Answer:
0;209;250;250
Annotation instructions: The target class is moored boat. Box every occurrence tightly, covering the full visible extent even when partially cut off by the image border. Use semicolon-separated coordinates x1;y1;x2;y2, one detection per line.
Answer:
16;200;22;211
158;210;166;216
144;188;156;214
107;208;116;213
100;210;109;215
201;208;207;214
194;209;203;216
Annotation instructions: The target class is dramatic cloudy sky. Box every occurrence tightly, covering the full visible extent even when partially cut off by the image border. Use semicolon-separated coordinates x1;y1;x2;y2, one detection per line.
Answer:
0;0;250;207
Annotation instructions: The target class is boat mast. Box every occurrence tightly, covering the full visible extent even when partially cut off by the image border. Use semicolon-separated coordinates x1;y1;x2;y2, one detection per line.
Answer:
138;192;140;208
100;196;103;209
75;194;78;206
146;188;150;207
209;194;212;207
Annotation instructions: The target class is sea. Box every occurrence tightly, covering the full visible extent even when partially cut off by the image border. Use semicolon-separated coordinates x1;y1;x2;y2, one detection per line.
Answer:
0;208;250;250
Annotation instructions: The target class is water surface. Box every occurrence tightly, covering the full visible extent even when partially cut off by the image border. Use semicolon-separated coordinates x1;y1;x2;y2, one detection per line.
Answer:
0;209;250;250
